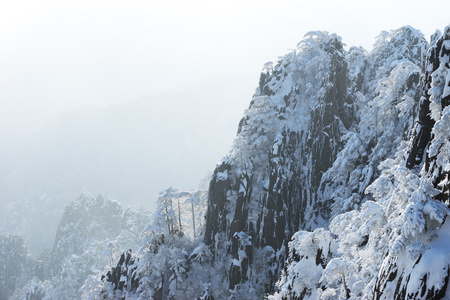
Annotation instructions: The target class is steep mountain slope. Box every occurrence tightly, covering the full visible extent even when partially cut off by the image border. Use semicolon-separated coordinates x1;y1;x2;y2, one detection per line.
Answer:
85;25;450;300
319;26;424;218
371;25;450;300
271;26;426;299
204;31;355;297
272;26;450;300
204;26;427;299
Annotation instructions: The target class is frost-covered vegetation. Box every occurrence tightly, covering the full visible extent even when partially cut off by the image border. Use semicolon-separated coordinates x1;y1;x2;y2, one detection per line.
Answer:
271;26;450;299
81;188;209;299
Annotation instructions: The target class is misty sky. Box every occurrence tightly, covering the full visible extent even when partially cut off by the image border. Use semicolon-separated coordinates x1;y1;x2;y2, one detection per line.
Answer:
1;0;449;208
1;0;449;143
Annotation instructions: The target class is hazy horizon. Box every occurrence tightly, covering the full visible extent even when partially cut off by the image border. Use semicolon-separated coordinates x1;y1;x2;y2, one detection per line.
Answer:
2;0;450;146
1;0;450;253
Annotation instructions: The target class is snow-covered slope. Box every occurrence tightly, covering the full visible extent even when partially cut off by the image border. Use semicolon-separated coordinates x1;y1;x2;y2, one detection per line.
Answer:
82;25;450;300
370;25;450;300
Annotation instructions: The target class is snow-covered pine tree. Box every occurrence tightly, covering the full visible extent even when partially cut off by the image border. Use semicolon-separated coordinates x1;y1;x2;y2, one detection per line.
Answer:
88;189;209;299
371;25;450;300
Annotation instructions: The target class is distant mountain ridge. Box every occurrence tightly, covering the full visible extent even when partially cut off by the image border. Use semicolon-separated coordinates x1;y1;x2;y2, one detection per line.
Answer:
0;80;248;254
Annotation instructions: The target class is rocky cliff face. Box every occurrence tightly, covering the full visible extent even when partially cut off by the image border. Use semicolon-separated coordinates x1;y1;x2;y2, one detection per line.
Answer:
203;27;429;297
319;26;424;219
271;26;428;300
272;26;450;300
204;32;355;296
372;26;450;300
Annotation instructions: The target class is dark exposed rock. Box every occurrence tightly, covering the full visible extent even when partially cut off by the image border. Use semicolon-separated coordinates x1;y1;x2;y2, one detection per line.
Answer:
104;249;137;292
407;27;450;171
204;162;233;252
375;27;450;300
203;32;355;295
373;258;450;300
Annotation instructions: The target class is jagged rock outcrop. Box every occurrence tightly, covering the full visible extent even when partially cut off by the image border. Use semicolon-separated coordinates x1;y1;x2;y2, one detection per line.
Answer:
103;250;139;294
373;25;450;300
407;27;450;198
319;26;425;218
204;31;355;296
270;26;427;300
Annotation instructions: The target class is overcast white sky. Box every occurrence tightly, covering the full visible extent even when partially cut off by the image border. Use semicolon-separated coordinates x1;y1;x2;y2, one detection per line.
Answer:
0;0;449;144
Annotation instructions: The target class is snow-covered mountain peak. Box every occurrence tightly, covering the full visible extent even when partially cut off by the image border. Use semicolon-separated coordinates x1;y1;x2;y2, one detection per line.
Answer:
371;26;426;78
297;31;343;52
